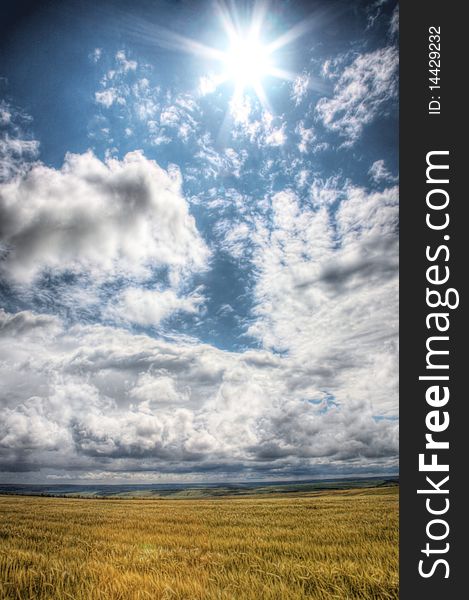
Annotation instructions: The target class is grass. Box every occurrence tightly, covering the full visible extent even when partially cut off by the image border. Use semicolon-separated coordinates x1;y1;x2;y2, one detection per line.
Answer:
0;486;398;599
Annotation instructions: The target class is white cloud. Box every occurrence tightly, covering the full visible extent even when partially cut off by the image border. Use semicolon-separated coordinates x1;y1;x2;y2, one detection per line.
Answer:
316;46;398;144
219;221;252;259
229;94;252;126
366;0;388;30
175;96;196;112
0;14;399;485
158;98;198;142
95;88;121;108
90;48;102;63
291;73;310;105
295;169;310;188
249;184;398;416
0;102;40;182
160;107;179;127
178;123;191;141
309;178;342;207
93;52;142;115
134;98;158;120
193;138;248;181
230;101;287;148
224;148;247;178
115;50;138;72
264;123;286;147
0;135;39;181
107;287;203;326
150;134;171;146
0;101;12;125
0;150;209;284
389;5;399;37
368;159;398;184
296;121;315;153
198;74;220;96
0;309;398;479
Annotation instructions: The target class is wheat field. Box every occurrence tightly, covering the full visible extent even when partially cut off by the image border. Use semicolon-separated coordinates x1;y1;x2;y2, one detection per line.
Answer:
0;487;398;600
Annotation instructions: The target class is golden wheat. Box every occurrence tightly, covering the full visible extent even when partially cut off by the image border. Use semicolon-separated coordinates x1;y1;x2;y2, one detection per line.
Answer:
0;487;398;599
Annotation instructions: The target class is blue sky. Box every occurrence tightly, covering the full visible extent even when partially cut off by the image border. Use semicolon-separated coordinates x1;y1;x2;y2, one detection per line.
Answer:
0;0;399;483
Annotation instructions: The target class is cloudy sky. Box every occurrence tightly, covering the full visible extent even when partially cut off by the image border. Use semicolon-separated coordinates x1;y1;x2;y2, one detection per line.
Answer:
0;0;398;484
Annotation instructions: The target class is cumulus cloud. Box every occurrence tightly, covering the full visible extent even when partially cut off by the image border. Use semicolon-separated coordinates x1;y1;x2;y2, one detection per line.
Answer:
0;184;398;481
0;150;209;284
316;46;398;144
0;309;398;480
0;5;399;486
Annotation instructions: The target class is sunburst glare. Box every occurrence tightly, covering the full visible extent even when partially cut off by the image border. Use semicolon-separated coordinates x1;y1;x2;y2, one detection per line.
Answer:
223;35;272;89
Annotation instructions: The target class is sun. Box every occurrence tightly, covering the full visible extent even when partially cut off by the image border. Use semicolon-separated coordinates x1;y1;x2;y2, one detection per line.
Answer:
142;1;319;110
223;35;272;89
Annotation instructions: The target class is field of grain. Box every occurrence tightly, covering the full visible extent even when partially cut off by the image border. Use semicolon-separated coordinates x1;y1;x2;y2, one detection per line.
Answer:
0;487;398;599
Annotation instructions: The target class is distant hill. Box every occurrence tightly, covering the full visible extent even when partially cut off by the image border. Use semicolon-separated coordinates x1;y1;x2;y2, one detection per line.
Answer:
0;476;399;499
